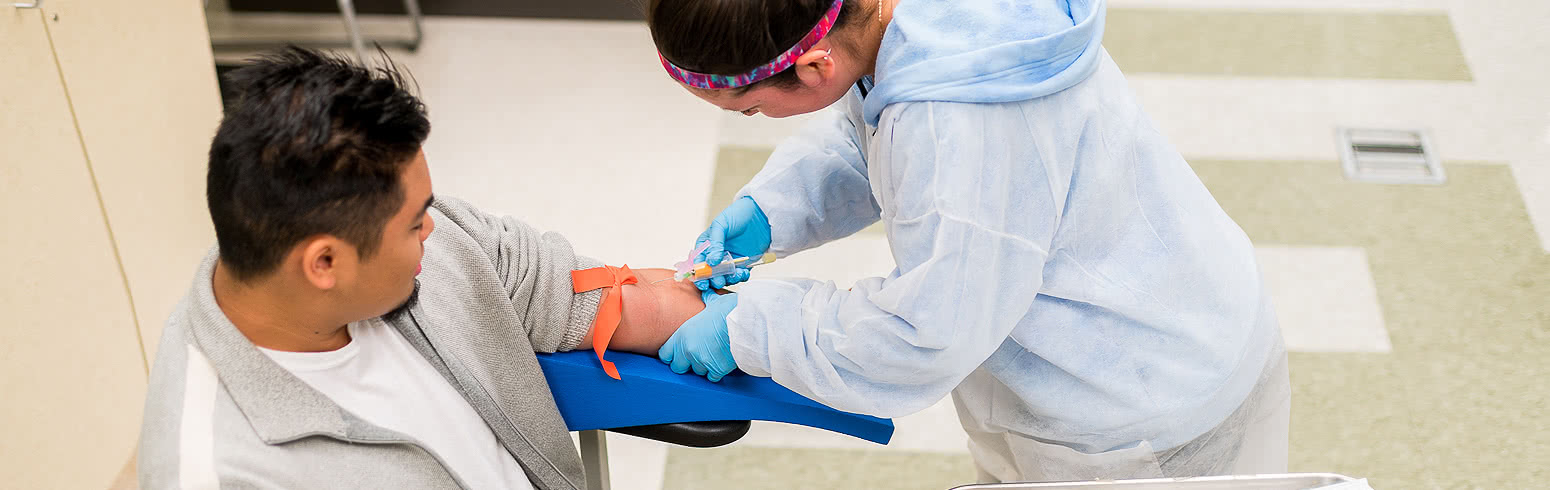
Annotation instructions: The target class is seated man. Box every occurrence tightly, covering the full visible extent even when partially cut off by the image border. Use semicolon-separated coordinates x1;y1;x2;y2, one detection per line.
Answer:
137;47;708;489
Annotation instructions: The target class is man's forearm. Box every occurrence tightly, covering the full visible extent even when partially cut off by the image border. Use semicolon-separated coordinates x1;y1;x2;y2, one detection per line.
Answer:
577;268;707;354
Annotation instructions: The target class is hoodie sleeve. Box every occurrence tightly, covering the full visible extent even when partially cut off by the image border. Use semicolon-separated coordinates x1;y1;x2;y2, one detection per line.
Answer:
736;93;881;256
431;196;602;353
725;101;1061;417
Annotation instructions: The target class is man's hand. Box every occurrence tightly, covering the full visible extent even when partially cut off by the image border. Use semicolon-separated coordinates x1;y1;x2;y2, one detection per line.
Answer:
584;268;710;355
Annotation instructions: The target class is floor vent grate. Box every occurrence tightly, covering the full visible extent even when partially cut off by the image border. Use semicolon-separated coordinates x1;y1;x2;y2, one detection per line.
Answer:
1337;128;1444;184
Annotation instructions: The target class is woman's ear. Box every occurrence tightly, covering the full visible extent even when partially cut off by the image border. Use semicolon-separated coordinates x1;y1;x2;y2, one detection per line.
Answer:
794;49;834;88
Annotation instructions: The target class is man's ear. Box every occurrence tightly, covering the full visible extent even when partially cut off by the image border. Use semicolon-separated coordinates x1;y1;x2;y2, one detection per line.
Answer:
298;237;347;290
794;47;835;88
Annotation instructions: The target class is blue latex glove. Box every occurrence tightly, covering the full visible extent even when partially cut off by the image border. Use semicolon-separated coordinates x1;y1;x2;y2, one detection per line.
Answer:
658;289;739;382
695;196;771;291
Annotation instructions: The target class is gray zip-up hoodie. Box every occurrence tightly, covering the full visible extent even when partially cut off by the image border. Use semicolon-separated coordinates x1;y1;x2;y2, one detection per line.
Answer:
138;196;605;489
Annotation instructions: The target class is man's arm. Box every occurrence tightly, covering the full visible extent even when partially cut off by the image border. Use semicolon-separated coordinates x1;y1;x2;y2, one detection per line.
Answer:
582;268;713;355
430;196;707;354
430;196;608;352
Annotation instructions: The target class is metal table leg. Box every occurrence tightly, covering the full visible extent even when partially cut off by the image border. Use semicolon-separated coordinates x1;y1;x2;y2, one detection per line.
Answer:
336;0;366;61
402;0;423;52
579;429;611;490
210;0;422;57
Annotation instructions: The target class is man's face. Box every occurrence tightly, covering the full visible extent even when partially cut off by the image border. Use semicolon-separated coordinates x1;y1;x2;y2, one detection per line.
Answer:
351;150;435;321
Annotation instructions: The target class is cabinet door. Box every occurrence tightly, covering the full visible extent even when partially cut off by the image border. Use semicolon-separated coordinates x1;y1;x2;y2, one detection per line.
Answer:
0;6;152;490
41;0;222;363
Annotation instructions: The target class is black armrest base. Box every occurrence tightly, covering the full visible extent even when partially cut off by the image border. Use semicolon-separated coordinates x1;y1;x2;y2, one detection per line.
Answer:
606;421;751;448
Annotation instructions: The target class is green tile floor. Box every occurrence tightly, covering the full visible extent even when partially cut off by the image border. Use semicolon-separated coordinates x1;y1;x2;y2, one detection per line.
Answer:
664;447;976;490
683;152;1548;489
1103;9;1473;80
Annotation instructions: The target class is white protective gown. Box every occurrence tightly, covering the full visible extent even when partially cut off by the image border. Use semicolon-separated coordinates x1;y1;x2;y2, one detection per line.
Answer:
725;0;1285;481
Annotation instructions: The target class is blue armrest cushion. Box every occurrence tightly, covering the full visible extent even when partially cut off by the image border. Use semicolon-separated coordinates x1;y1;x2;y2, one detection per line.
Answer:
536;350;893;445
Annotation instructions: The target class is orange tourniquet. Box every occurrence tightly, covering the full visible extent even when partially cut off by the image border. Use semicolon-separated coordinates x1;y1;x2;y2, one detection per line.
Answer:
571;265;638;380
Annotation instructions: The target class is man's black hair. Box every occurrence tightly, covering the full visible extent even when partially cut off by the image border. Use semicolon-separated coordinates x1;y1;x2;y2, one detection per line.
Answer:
207;46;430;281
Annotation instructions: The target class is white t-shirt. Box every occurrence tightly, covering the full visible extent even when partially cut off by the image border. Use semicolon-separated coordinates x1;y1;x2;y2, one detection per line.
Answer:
261;318;534;490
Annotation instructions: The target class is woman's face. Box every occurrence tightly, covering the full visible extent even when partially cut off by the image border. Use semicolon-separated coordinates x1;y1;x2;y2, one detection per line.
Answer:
686;79;851;119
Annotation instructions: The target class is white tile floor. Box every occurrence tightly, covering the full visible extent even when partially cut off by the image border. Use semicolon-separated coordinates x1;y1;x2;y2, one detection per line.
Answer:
391;17;725;268
591;432;670;490
1255;246;1393;353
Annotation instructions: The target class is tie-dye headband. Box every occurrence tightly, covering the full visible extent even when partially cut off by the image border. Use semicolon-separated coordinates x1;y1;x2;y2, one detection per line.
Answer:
658;0;844;90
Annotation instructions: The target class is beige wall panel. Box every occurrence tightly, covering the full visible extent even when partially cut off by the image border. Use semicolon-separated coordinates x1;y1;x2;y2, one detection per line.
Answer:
42;0;223;364
0;7;152;489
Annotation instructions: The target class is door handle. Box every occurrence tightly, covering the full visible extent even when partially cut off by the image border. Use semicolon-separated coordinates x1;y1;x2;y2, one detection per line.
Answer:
13;0;42;8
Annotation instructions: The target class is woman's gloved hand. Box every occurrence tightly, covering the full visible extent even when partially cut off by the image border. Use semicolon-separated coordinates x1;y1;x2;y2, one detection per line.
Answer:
694;196;771;290
657;289;739;382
